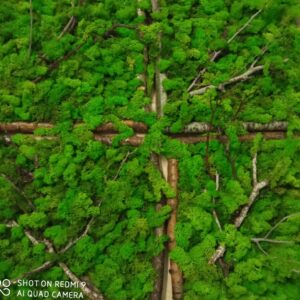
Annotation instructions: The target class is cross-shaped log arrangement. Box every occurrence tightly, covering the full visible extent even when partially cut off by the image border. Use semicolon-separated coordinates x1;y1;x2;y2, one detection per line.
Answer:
0;119;293;300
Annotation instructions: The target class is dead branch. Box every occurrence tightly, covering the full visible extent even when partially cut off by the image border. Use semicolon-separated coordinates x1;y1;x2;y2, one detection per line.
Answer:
6;221;105;300
209;154;268;264
264;213;300;239
11;261;54;285
213;172;222;231
233;175;268;228
58;263;104;300
252;153;257;185
58;16;76;40
113;149;137;180
167;159;183;300
251;238;294;244
187;9;263;92
60;199;103;253
60;218;94;253
57;0;76;40
189;64;263;96
227;9;263;44
252;212;300;254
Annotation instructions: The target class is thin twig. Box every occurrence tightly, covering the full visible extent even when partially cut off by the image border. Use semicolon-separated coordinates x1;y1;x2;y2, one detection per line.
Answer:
28;0;33;57
57;0;76;40
252;238;294;244
227;9;263;44
60;198;102;253
113;149;136;181
58;16;76;40
251;213;300;255
11;261;54;285
264;213;300;239
0;173;35;209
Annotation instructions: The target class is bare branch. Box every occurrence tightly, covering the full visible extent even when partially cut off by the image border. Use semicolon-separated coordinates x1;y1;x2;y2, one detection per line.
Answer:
209;153;268;264
227;9;262;44
11;261;54;285
209;245;226;265
253;239;268;255
213;172;222;231
264;213;300;239
58;262;104;300
9;221;105;299
252;153;257;186
187;9;263;92
113;150;137;180
234;179;268;228
58;16;76;40
251;238;294;244
189;65;264;96
57;0;76;40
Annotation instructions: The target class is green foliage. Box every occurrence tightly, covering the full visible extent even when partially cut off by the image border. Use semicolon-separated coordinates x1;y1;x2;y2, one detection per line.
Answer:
1;0;300;299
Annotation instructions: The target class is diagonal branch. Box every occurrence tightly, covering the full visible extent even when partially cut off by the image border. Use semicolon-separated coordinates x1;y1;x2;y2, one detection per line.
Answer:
251;238;294;244
5;221;105;300
209;154;268;264
251;212;300;254
11;261;54;285
264;213;300;239
1;173;35;210
58;262;104;300
187;8;263;92
58;16;76;40
57;0;76;40
234;179;268;228
189;64;264;96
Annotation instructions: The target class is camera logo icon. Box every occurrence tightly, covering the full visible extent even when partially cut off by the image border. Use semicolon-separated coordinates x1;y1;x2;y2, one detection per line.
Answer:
0;279;11;297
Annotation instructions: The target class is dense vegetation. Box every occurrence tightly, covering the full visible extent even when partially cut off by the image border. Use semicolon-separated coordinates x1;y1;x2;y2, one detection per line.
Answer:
0;0;300;299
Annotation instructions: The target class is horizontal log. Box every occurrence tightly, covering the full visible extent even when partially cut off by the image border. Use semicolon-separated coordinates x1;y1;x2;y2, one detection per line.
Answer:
178;121;288;134
0;121;288;134
170;131;287;144
1;131;289;146
0;121;148;134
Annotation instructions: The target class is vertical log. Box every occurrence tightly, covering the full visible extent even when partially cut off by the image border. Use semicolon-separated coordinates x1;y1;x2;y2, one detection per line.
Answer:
167;159;183;299
151;155;166;300
149;1;169;299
